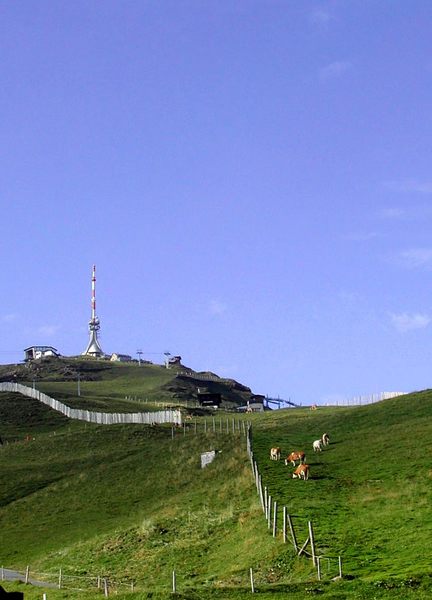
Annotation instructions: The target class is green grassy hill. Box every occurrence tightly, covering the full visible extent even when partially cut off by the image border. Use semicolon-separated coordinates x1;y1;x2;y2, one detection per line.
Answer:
0;356;257;412
252;391;432;582
1;362;432;600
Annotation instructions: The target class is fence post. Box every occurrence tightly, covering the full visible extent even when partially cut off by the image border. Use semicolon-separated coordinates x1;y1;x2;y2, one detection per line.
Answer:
338;556;343;578
249;567;255;593
43;594;47;600
272;501;277;537
204;420;207;433
258;475;265;512
283;506;287;543
213;417;216;432
317;556;321;580
58;568;62;589
308;521;317;567
172;570;176;593
264;486;268;518
25;565;29;584
267;495;272;529
287;513;298;551
1;566;3;581
104;577;109;597
298;536;310;557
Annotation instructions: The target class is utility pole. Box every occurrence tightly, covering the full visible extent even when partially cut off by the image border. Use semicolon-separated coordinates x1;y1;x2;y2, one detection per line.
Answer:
137;349;143;365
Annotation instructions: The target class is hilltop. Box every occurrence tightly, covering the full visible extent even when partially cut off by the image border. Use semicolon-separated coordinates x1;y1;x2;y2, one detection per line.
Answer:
0;356;260;412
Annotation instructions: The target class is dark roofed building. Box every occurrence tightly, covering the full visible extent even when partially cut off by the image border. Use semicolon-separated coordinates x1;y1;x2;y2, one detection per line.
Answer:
197;387;221;408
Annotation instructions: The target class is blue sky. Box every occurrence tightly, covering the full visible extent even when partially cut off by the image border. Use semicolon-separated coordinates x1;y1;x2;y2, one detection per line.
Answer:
1;1;432;404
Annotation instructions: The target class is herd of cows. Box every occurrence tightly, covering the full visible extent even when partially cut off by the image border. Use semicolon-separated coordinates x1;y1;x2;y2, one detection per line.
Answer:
269;432;330;480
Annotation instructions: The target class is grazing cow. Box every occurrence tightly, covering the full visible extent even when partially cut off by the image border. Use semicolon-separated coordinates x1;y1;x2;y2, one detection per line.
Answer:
284;451;305;466
322;433;330;446
292;464;309;480
270;447;281;461
313;439;322;452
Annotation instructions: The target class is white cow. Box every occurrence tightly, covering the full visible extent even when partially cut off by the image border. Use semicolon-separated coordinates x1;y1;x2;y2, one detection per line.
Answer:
313;439;322;452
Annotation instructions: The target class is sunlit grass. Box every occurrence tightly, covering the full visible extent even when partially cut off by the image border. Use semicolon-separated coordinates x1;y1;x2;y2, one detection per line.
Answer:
2;374;432;599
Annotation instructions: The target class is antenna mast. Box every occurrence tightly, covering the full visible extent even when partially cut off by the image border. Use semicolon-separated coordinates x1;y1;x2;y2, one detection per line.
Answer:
82;265;104;357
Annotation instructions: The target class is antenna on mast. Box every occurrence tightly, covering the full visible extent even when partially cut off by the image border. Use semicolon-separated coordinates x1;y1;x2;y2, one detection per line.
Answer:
82;265;104;358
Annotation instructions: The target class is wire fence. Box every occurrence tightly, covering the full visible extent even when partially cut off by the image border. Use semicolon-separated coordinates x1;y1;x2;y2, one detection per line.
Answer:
171;416;251;438
0;565;138;595
1;564;285;596
246;426;343;582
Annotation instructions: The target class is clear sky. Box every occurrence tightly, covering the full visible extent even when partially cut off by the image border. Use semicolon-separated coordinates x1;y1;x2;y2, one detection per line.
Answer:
1;1;432;404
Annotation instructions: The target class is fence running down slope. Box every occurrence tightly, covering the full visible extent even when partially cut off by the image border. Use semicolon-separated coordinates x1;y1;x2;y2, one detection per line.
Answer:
0;382;182;426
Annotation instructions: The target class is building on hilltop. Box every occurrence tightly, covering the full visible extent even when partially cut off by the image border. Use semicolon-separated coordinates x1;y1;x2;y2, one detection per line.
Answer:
197;387;221;408
167;355;182;368
110;353;132;362
82;265;105;358
24;346;60;361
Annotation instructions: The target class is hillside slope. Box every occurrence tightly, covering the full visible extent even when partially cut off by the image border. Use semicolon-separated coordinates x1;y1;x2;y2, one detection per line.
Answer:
2;383;432;599
252;390;432;582
0;395;304;595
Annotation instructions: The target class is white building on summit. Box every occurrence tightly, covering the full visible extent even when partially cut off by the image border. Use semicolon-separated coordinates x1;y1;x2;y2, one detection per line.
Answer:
82;265;104;358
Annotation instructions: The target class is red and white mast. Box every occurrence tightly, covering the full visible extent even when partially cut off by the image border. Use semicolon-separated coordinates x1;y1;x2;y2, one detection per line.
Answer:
82;265;104;357
91;264;97;322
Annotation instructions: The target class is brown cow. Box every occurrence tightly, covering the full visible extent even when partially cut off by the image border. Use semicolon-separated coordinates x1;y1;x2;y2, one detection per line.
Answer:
284;451;305;466
270;447;281;460
292;464;309;480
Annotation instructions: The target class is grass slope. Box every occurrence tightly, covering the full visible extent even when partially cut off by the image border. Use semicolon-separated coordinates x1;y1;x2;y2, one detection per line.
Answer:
252;390;432;582
1;395;302;592
1;375;432;599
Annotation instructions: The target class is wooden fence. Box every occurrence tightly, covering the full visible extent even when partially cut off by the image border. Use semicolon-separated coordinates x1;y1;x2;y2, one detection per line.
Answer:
0;382;182;426
328;391;407;406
